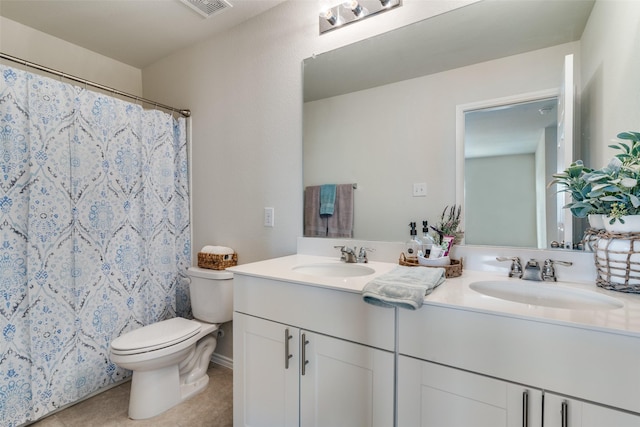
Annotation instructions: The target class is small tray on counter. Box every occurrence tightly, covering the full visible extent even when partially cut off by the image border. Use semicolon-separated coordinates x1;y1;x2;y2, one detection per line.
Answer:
398;252;463;278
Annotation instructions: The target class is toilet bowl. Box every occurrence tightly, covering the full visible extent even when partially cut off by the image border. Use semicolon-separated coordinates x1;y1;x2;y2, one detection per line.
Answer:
109;267;233;419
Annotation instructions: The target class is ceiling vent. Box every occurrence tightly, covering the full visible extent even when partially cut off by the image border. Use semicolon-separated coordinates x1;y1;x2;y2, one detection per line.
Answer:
179;0;233;18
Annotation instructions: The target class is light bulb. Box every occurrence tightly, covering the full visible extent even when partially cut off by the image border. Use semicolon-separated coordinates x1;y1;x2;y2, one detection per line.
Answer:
319;8;338;25
343;0;365;18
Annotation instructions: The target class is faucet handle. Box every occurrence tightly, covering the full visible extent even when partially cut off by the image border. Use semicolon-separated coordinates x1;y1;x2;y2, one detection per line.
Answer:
358;247;374;263
496;256;523;278
542;259;573;282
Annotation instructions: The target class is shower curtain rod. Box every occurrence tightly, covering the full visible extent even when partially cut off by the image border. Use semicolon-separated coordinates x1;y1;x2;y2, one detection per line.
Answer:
0;52;191;117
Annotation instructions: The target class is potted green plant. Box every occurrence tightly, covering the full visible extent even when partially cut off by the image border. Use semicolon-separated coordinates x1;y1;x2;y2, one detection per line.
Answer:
549;160;598;220
435;205;464;245
584;131;640;231
550;131;640;231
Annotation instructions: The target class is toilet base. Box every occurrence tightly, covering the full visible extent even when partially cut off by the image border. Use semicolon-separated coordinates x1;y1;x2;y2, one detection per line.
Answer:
129;364;182;419
181;372;210;401
126;333;218;419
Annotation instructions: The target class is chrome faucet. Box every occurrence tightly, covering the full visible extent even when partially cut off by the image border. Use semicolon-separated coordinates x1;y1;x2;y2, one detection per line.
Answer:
498;257;573;281
522;259;542;281
334;245;357;263
496;256;523;278
542;259;573;282
334;245;373;263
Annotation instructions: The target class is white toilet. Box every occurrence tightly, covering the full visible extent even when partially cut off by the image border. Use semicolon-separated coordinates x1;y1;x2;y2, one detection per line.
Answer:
110;267;233;419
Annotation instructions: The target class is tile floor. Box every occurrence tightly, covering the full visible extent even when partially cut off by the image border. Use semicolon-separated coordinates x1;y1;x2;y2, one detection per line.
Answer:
28;364;233;427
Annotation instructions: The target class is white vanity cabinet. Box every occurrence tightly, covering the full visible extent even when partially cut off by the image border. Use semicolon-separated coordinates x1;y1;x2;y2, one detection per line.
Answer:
544;393;640;427
230;255;640;426
299;329;394;427
232;274;395;427
398;352;640;427
398;355;543;426
233;313;300;426
399;304;640;426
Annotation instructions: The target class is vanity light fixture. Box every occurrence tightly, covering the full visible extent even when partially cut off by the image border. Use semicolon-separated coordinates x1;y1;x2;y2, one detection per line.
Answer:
344;0;365;18
319;0;402;34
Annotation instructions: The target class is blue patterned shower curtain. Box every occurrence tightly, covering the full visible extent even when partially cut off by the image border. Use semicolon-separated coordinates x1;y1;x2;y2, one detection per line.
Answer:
0;65;191;426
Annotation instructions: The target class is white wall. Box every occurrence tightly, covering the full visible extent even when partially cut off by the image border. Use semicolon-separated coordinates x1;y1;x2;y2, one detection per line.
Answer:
466;154;536;247
581;0;640;170
0;16;142;96
141;0;479;265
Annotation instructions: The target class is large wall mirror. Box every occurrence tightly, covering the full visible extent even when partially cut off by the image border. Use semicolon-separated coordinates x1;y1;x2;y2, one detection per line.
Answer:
303;0;640;249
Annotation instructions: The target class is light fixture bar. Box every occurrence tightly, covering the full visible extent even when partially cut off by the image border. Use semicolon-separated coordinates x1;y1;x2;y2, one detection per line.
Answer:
319;0;402;34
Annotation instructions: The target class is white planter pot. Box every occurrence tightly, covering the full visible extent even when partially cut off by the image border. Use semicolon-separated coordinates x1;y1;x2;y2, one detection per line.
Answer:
603;215;640;233
588;214;605;230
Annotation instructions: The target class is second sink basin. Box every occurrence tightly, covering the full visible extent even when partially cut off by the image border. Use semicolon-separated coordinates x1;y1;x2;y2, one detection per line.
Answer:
469;280;623;310
292;263;375;278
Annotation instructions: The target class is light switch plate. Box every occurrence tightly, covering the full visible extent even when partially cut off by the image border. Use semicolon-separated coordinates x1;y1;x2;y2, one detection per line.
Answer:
413;183;427;197
264;207;274;227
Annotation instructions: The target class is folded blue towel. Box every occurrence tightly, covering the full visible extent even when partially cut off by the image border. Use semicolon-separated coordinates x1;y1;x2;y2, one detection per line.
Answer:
319;184;336;216
362;266;446;310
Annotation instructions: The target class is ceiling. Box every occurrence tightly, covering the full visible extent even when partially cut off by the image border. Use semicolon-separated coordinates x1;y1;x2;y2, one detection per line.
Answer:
465;98;558;158
0;0;287;68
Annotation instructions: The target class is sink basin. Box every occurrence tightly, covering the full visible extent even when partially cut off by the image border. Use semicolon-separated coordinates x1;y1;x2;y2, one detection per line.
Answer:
469;280;623;310
292;263;375;278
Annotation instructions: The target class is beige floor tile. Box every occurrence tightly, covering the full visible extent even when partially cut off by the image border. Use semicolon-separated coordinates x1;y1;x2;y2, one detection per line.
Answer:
29;364;232;427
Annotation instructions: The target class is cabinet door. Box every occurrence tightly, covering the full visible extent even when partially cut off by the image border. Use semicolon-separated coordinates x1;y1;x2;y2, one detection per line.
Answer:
299;330;394;427
233;313;300;427
544;393;640;427
398;356;542;427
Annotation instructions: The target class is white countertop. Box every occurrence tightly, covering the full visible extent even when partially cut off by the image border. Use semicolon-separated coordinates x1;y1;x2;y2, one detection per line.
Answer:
229;254;640;338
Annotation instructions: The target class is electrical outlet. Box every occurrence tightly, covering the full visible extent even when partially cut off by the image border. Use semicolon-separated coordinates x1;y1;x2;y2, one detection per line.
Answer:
264;207;274;227
413;183;427;197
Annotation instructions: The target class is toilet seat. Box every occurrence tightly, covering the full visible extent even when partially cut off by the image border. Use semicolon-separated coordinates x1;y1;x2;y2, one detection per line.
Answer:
111;318;201;355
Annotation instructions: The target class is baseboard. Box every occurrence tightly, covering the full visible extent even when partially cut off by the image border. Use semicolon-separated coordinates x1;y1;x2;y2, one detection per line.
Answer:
211;353;233;370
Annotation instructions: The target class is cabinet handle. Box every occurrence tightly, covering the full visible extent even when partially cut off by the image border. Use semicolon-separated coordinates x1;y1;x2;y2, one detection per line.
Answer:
301;333;310;376
284;328;293;369
522;390;529;427
561;400;569;427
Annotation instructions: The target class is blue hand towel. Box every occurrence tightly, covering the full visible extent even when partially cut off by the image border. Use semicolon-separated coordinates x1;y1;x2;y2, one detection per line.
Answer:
362;266;446;310
319;184;337;216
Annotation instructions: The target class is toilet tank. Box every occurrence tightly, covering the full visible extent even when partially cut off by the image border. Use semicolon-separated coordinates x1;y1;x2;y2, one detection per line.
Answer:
186;267;234;323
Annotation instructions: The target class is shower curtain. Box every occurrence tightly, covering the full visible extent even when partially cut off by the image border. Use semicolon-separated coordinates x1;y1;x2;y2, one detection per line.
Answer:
0;64;191;426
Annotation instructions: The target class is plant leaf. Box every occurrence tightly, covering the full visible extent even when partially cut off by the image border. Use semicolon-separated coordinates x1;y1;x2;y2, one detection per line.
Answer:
620;177;637;188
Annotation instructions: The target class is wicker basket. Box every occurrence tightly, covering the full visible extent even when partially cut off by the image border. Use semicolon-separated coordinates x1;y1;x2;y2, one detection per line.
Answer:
197;252;238;270
593;230;640;293
399;253;463;278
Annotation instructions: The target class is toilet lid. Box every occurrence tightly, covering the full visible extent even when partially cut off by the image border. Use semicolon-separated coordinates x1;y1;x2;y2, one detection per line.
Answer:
111;318;201;353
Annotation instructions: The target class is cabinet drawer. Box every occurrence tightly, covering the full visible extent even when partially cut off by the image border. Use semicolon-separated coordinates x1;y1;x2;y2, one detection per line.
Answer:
234;275;395;351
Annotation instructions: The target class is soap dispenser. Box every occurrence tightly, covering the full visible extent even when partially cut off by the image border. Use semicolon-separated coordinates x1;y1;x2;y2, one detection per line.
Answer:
405;222;421;260
420;220;436;256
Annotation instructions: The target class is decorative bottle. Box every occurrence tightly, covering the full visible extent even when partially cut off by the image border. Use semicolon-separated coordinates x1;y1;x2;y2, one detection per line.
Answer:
420;220;436;256
405;222;421;260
